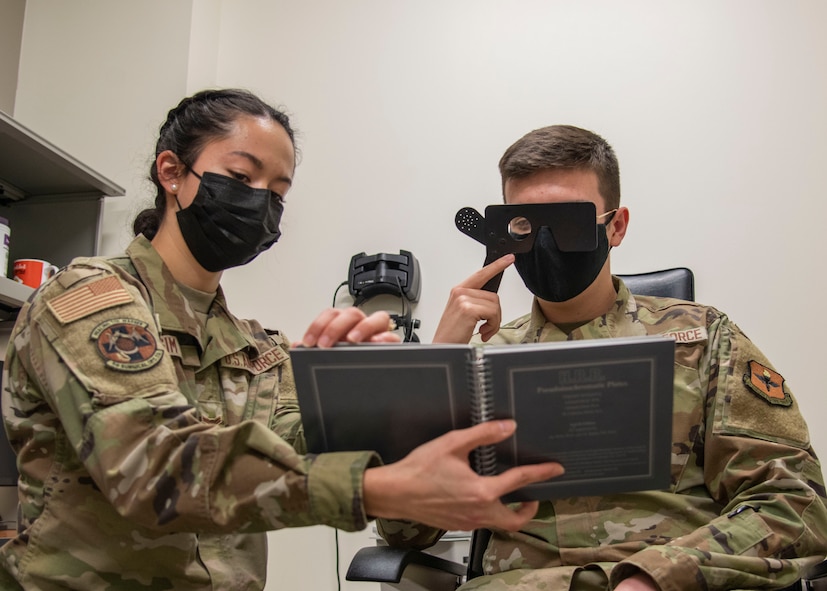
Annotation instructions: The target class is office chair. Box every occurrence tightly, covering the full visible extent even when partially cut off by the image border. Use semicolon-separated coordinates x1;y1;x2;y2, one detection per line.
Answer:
346;267;827;590
616;267;694;301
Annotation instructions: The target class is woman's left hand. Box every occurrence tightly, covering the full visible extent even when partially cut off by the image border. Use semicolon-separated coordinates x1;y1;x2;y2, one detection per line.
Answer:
299;307;401;348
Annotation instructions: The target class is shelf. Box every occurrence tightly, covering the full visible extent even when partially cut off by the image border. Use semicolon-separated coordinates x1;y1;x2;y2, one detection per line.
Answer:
0;109;124;202
0;276;32;310
0;110;124;315
0;109;126;502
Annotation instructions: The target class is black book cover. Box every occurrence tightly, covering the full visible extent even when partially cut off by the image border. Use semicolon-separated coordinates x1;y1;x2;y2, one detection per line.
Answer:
291;336;674;501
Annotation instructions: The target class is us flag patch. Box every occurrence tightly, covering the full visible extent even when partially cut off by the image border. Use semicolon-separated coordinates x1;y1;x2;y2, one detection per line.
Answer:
47;276;134;324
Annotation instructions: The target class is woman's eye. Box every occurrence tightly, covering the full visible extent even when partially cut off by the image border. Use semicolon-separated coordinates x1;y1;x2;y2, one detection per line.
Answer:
231;171;251;183
271;192;285;205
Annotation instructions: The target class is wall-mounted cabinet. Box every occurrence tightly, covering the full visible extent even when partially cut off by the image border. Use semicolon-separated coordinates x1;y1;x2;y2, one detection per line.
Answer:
0;110;124;492
0;109;124;315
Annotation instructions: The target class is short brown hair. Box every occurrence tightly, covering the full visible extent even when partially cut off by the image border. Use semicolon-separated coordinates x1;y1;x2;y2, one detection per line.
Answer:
498;125;621;210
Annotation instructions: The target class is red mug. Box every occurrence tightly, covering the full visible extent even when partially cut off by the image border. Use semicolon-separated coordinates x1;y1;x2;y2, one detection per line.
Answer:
13;259;59;289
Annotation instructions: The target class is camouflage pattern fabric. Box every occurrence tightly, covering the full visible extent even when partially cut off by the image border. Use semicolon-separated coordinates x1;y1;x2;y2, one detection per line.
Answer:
0;235;379;590
380;278;827;590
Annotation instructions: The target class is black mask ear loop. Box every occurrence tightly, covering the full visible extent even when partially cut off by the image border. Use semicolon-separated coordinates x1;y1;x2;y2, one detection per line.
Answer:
173;166;201;212
600;209;618;252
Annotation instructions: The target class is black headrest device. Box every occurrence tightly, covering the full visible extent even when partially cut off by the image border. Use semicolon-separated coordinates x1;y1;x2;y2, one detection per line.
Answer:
348;250;421;305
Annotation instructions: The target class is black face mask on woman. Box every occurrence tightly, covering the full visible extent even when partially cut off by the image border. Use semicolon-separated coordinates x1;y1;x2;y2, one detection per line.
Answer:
514;224;610;303
176;171;284;272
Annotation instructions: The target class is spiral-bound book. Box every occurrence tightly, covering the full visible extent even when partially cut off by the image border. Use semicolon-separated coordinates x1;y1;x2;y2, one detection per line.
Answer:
290;336;674;501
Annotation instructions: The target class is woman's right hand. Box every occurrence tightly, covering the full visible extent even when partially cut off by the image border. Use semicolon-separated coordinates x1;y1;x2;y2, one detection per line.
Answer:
363;419;564;532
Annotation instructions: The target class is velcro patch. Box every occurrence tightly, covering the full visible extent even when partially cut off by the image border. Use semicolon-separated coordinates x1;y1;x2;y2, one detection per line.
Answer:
48;275;133;324
743;360;791;406
221;345;289;374
91;318;164;372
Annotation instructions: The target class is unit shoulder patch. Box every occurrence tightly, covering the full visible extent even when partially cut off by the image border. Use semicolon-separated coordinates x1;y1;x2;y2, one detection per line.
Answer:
91;318;163;372
743;359;791;406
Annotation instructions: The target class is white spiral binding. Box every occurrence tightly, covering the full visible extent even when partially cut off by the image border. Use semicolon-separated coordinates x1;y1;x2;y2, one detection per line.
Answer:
469;347;497;476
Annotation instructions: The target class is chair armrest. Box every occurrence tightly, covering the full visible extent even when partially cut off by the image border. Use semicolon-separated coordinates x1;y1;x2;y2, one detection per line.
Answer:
778;558;827;591
346;546;466;585
805;558;827;591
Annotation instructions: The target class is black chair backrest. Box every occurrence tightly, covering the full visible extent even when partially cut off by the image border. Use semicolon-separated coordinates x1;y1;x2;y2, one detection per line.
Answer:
616;267;695;301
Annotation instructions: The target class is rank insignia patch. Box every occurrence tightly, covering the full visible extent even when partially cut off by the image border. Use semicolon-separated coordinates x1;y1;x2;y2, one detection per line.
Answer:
91;318;164;372
743;360;791;406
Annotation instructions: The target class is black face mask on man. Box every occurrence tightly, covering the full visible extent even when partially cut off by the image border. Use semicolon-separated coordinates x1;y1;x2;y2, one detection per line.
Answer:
176;171;283;272
514;223;611;303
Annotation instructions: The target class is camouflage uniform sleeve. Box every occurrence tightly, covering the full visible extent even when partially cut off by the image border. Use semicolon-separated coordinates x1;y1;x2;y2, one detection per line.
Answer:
376;519;446;550
611;314;827;589
266;331;307;454
8;265;379;534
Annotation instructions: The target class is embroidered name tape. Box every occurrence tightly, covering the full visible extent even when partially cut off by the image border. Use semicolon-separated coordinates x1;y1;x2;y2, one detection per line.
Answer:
48;276;133;324
222;346;289;374
664;326;708;344
161;335;182;358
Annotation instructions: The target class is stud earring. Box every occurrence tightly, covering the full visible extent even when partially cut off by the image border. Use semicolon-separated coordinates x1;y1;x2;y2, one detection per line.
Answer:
170;183;178;193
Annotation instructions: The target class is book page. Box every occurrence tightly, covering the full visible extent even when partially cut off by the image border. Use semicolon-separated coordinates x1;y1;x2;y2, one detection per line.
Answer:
291;344;473;464
484;337;674;501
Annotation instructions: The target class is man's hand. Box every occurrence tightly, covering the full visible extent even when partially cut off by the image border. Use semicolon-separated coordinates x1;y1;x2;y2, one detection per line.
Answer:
363;419;564;532
433;254;514;344
300;307;400;348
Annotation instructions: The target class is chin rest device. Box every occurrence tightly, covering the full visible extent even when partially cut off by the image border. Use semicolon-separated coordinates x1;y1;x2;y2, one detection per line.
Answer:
348;250;421;306
347;250;422;342
455;202;599;293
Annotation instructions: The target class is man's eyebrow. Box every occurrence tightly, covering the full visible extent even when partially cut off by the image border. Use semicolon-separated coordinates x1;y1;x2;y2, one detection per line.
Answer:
231;150;293;185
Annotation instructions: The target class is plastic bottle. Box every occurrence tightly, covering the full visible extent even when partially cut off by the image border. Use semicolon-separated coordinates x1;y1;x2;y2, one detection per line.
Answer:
0;216;9;278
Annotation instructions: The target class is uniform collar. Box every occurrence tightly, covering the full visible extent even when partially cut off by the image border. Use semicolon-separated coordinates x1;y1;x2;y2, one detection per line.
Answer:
126;235;259;364
524;276;647;342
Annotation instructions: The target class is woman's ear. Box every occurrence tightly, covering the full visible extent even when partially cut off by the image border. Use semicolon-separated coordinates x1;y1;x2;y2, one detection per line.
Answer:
156;150;185;195
607;206;629;248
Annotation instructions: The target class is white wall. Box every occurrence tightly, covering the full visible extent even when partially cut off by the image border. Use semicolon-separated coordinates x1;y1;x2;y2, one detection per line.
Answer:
13;1;827;589
215;0;827;451
13;0;194;253
0;0;25;113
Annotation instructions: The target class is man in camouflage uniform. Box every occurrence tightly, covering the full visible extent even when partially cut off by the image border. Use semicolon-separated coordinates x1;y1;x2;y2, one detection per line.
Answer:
380;125;827;590
0;234;381;590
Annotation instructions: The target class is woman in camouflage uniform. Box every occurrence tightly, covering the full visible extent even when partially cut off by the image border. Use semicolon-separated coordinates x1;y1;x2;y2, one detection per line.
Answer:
0;89;562;590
